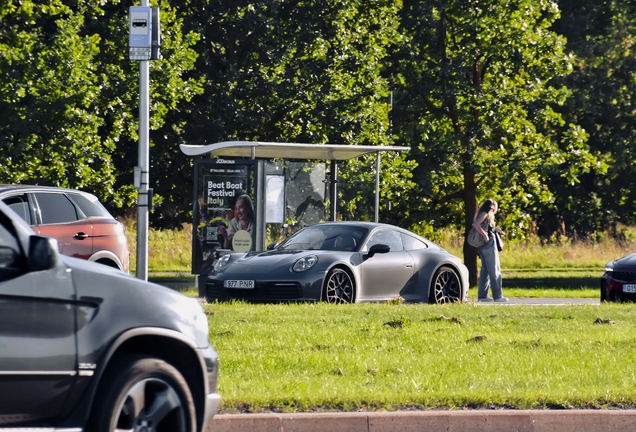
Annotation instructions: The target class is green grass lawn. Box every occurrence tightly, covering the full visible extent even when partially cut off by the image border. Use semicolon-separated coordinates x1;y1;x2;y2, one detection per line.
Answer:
206;302;636;413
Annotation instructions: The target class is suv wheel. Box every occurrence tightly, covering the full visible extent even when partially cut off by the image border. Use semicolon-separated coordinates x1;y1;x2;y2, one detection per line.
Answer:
90;355;196;432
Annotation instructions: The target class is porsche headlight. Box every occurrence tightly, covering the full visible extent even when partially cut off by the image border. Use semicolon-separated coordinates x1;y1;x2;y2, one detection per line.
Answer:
293;255;318;272
214;254;231;272
605;260;616;273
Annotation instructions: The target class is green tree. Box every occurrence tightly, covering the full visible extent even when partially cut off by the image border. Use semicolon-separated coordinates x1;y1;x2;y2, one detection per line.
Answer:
0;0;202;213
550;0;635;237
0;0;112;193
389;0;597;285
160;0;405;226
97;0;203;220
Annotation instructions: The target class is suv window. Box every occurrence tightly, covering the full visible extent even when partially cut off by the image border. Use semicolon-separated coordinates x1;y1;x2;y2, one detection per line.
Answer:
68;193;111;218
34;193;80;224
2;194;32;224
0;216;21;275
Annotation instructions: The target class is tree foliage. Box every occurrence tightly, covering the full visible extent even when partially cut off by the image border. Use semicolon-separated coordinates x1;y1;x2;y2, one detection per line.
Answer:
0;0;111;193
551;0;636;238
2;0;635;275
150;0;405;226
388;0;598;283
0;0;202;211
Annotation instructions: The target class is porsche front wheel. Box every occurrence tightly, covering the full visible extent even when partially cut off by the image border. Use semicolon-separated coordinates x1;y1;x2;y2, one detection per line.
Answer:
323;267;355;303
430;266;462;304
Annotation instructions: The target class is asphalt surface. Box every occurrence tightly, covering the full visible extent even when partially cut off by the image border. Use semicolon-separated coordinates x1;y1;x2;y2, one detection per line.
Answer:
190;295;600;306
159;281;601;306
471;297;599;305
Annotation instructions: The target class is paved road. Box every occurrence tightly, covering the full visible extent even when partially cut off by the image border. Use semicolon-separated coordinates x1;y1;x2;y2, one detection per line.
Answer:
155;281;600;307
207;410;636;432
191;296;600;306
471;297;599;305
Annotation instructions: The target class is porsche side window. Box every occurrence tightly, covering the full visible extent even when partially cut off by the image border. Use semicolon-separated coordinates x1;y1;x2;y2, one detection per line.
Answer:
2;194;32;225
34;193;79;225
366;229;403;252
401;234;428;251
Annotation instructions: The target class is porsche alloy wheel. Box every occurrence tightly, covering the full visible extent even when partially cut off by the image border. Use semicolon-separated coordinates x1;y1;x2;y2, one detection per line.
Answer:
324;267;355;303
430;266;462;304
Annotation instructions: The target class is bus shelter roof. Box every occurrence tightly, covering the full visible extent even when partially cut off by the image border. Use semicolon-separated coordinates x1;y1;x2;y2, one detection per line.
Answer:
179;141;409;160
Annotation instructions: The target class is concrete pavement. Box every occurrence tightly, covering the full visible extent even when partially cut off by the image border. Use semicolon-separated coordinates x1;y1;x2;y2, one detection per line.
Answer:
207;410;636;432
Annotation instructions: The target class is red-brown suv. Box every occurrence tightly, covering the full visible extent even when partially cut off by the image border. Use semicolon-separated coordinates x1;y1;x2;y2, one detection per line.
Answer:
0;185;129;273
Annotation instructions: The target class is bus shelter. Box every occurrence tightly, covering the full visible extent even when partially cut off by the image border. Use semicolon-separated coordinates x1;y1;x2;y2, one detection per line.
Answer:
180;141;409;292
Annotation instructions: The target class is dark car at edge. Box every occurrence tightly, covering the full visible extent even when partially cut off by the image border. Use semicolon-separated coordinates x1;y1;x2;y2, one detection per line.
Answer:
0;201;220;431
602;253;636;302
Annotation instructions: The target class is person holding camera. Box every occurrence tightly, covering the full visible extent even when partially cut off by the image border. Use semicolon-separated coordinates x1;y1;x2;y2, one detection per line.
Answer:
472;199;507;303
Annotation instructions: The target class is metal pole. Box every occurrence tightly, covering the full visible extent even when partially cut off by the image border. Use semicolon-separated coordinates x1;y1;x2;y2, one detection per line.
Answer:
329;160;338;221
375;152;380;223
136;31;150;281
256;160;265;251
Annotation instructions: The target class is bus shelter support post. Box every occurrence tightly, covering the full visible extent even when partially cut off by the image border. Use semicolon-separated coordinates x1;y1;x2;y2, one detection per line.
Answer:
329;160;338;221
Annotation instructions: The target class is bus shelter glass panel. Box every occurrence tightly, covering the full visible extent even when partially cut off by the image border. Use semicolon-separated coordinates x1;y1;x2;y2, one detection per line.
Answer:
265;161;328;247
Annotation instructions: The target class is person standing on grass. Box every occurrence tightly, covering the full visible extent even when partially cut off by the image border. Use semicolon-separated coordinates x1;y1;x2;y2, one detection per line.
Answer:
473;199;508;303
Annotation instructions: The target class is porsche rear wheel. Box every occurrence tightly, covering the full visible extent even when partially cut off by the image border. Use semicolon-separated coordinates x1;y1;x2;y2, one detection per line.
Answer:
323;267;355;303
430;266;462;304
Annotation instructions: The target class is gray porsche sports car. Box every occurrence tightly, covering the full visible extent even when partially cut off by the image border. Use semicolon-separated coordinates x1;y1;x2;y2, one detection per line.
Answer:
206;222;469;304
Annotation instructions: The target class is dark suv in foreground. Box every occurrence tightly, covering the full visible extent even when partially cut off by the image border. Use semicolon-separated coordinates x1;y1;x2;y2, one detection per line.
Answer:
0;185;130;273
0;201;220;431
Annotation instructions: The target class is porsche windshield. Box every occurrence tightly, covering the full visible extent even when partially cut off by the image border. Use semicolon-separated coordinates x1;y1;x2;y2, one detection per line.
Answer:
277;225;368;252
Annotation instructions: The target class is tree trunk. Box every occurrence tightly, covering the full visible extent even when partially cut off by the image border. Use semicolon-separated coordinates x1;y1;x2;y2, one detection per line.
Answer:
463;160;478;287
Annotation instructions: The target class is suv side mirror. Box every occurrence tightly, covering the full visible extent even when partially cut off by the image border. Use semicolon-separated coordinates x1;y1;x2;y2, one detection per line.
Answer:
367;243;391;258
0;245;18;268
28;236;59;272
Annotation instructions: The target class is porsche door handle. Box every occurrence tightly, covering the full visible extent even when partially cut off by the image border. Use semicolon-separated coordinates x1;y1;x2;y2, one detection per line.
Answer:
404;263;413;268
74;232;89;240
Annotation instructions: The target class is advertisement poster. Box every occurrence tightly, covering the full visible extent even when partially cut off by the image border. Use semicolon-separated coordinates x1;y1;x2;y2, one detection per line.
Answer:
193;160;256;273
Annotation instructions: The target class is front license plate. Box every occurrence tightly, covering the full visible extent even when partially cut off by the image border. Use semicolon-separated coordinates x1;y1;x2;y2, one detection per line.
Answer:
224;280;255;289
623;284;636;293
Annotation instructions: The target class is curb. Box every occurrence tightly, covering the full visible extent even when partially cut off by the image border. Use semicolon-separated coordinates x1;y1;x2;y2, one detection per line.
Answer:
207;410;636;432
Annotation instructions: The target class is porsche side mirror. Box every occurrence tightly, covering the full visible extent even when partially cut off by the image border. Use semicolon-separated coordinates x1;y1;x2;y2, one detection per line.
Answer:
267;242;279;250
367;243;390;258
